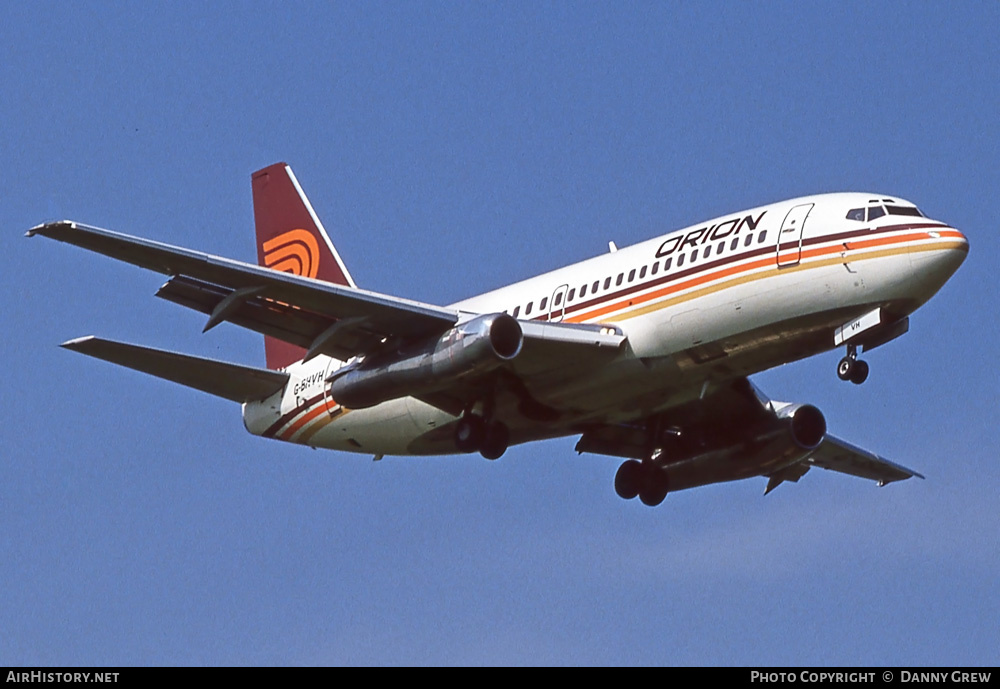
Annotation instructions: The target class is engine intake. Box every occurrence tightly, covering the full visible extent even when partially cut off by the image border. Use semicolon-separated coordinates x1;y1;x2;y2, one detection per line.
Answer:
777;403;827;450
329;313;523;408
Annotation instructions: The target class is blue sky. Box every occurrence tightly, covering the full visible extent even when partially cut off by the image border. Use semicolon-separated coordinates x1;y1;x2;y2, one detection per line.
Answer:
2;2;998;666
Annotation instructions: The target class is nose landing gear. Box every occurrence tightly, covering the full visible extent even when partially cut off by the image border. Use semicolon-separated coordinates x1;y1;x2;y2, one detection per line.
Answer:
837;344;869;385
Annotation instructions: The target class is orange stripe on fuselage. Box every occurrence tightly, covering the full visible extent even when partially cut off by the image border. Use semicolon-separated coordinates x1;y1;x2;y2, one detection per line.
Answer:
297;406;346;445
564;230;961;325
279;397;339;441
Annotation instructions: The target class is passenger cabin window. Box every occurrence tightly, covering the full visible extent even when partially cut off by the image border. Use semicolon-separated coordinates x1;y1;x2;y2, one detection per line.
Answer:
639;265;647;279
593;280;600;293
603;277;611;290
539;297;548;310
868;206;886;221
580;284;587;298
651;261;659;275
677;254;685;267
886;205;923;217
846;208;865;221
744;234;753;247
553;293;562;306
616;273;623;286
716;242;724;255
730;237;739;251
525;302;533;315
757;230;768;244
628;269;635;282
512;306;520;318
663;257;672;271
568;288;576;301
703;246;711;259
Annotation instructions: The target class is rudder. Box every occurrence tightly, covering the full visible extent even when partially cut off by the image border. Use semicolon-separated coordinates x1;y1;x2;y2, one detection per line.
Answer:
252;162;356;370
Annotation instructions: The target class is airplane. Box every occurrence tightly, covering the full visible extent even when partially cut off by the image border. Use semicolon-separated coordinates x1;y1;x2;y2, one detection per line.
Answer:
27;163;968;506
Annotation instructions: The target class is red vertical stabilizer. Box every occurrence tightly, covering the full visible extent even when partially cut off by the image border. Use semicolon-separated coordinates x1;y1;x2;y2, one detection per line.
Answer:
251;163;356;370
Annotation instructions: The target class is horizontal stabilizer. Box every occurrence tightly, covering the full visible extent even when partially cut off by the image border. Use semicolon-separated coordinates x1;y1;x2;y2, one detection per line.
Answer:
61;336;289;403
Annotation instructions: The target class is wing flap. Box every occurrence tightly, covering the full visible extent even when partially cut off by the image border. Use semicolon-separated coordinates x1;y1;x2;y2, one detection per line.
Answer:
807;435;924;485
575;423;647;460
61;336;289;403
155;275;377;360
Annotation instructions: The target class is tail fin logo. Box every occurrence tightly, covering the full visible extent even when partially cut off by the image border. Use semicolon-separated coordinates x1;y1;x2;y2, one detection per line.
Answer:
262;229;320;279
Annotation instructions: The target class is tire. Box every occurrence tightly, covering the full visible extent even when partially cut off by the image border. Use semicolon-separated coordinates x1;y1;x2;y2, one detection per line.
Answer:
850;359;869;385
614;460;643;500
479;422;509;460
639;466;669;507
837;356;854;381
454;415;485;453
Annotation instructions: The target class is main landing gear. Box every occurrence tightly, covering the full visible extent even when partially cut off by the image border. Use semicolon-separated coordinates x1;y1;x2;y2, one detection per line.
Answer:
836;343;869;385
615;458;670;507
454;413;510;460
615;416;674;507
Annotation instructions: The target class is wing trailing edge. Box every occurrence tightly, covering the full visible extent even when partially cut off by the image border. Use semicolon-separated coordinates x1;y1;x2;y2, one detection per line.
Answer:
61;336;289;403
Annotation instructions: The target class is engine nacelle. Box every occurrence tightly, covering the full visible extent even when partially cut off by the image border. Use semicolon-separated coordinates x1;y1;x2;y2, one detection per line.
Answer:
775;403;827;450
329;313;523;409
655;403;827;494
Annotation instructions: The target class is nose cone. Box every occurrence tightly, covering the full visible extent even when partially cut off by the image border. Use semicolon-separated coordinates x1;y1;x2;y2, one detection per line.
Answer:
909;226;968;303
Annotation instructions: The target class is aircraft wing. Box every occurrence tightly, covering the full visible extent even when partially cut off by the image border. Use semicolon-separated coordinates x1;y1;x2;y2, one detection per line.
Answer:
28;221;459;361
576;378;923;492
806;434;924;485
31;221;628;415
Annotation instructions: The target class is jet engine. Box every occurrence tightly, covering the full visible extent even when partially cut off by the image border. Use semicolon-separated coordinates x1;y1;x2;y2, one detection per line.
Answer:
775;403;827;451
329;313;523;409
591;390;830;505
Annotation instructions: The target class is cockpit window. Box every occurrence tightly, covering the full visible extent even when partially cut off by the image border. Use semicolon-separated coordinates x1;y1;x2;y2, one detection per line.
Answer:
885;205;923;217
846;208;864;221
867;206;885;222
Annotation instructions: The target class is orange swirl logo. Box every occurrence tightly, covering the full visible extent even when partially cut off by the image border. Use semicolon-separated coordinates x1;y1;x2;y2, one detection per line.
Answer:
262;229;320;278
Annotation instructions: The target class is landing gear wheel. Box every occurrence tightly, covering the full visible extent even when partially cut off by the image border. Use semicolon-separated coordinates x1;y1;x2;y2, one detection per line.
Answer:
615;460;643;500
849;359;869;385
616;461;669;506
454;414;485;453
639;466;669;507
837;356;854;381
479;422;509;460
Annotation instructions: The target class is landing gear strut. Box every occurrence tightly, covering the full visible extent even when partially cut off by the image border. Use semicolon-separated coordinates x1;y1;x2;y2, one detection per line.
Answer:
454;412;509;460
837;344;869;385
454;414;485;453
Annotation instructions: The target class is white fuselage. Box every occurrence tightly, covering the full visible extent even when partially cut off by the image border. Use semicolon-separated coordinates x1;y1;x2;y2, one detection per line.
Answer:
243;192;967;456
